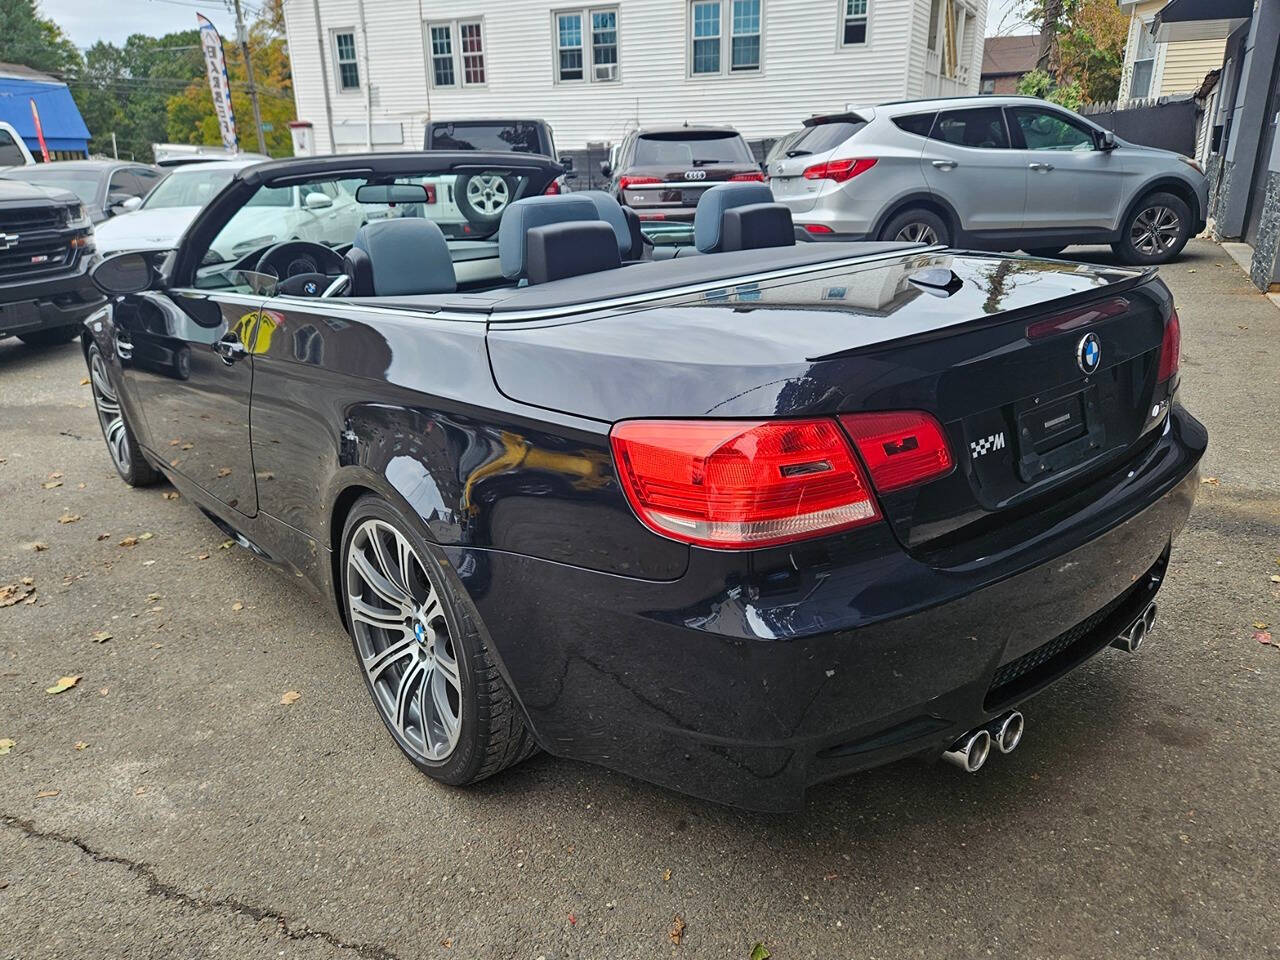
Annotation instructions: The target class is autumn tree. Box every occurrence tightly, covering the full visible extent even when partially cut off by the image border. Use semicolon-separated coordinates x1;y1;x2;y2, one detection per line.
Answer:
1017;0;1128;105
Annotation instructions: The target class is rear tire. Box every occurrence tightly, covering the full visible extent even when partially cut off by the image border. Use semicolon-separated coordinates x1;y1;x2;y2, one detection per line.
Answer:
18;325;81;347
1023;246;1066;258
87;342;161;487
340;494;537;787
1112;192;1192;265
879;207;951;247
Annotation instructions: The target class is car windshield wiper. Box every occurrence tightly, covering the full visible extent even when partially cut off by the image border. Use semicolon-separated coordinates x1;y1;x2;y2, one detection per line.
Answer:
690;159;726;166
785;149;813;158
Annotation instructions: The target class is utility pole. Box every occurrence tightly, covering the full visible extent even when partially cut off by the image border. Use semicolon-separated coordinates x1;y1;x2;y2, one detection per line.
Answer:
232;0;268;154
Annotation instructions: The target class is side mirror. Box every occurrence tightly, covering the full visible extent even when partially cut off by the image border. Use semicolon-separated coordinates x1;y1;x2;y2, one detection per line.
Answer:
304;191;333;210
108;194;142;215
599;161;612;178
91;252;155;296
1097;130;1117;151
558;155;575;171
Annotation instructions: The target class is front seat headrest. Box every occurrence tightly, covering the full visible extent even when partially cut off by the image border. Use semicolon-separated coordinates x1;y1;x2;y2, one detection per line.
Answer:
498;195;601;280
525;221;622;284
345;218;456;296
694;182;795;254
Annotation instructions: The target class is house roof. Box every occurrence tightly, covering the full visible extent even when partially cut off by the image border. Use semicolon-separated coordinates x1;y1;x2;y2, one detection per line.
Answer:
981;36;1041;77
0;64;91;152
0;61;60;82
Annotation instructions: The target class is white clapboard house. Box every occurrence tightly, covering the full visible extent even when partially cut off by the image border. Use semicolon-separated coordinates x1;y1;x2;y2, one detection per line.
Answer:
281;0;988;153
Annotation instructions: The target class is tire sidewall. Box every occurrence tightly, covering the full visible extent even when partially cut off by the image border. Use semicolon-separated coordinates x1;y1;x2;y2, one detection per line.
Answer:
87;341;153;486
1118;192;1191;265
454;174;512;227
340;494;487;785
881;208;950;246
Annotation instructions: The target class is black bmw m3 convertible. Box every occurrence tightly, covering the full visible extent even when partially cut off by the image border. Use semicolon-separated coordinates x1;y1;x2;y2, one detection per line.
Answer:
83;152;1205;811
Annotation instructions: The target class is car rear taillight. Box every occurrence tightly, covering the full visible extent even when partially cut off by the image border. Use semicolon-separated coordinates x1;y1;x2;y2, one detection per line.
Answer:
800;223;834;234
1157;306;1181;383
1025;297;1129;340
803;158;878;183
618;175;661;191
839;411;954;492
610;419;880;549
730;172;766;182
543;179;561;195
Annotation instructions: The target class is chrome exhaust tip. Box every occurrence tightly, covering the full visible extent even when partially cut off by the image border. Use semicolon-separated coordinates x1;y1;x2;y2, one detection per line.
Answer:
942;727;991;773
1110;601;1157;654
1142;601;1158;635
987;710;1024;755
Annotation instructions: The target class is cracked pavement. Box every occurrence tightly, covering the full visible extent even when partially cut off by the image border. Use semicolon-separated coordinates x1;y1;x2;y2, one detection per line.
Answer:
2;240;1278;959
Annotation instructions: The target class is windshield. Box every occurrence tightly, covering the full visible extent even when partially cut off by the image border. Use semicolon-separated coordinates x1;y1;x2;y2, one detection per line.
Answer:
429;122;546;154
634;132;753;166
7;168;98;205
143;168;239;209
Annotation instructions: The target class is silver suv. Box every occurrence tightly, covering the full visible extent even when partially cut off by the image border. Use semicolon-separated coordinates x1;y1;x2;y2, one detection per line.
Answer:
769;96;1209;264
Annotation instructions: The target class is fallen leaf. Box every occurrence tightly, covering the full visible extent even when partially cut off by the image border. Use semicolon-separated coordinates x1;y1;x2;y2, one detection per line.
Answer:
169;438;181;446
91;630;112;644
48;472;63;480
36;789;60;799
181;443;193;451
1200;476;1219;486
58;513;81;524
23;593;36;606
280;690;301;705
134;786;146;796
194;553;210;561
41;480;62;489
750;944;771;960
0;581;35;607
216;467;232;477
1256;631;1274;646
45;675;82;695
219;539;234;549
96;533;109;541
669;915;686;946
162;491;179;500
1255;621;1270;630
138;532;154;541
99;687;108;696
568;913;576;926
231;601;243;612
663;868;672;882
1271;575;1280;584
74;741;88;750
24;541;48;552
119;536;139;547
439;938;452;949
80;377;90;386
0;738;14;755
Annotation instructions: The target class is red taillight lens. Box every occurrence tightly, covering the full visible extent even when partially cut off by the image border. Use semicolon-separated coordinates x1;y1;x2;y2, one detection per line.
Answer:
802;158;878;183
618;175;661;191
1157;307;1181;383
730;172;766;182
800;223;834;234
543;179;561;195
839;411;954;492
610;419;880;549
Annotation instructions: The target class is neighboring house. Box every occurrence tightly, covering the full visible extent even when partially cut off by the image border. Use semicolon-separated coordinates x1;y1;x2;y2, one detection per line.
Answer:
1117;0;1225;99
281;0;988;153
0;63;91;161
979;35;1038;95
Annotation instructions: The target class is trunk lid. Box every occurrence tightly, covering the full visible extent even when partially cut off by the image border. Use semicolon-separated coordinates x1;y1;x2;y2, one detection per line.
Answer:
620;130;762;215
768;114;869;214
486;250;1168;553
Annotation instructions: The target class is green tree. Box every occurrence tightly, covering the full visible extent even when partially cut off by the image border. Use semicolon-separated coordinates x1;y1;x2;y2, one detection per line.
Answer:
0;0;79;74
1015;0;1127;105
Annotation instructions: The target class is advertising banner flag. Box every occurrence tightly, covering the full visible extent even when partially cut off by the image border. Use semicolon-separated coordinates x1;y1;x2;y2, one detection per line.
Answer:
197;13;239;151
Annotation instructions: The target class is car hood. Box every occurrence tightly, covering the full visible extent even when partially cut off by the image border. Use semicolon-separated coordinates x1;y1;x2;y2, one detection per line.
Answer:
93;206;200;254
0;177;78;206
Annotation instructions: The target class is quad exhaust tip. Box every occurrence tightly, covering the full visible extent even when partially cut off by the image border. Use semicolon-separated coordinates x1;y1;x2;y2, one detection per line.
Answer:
988;710;1024;755
1111;601;1157;654
942;727;991;773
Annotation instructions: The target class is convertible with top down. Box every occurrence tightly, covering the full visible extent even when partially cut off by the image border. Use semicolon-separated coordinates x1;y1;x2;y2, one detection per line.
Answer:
83;152;1205;811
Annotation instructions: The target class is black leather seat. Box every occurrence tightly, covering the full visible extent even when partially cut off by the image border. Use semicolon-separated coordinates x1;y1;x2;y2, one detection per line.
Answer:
344;218;457;296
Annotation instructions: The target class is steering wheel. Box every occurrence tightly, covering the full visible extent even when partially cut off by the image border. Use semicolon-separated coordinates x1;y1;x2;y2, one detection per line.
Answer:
255;241;346;297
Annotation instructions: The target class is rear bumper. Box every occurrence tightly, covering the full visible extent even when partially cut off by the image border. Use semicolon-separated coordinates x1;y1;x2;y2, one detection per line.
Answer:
0;255;105;339
449;404;1206;811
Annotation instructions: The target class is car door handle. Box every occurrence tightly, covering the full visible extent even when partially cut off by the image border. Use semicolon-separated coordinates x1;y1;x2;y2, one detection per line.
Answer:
214;333;247;365
1029;162;1055;172
931;160;958;170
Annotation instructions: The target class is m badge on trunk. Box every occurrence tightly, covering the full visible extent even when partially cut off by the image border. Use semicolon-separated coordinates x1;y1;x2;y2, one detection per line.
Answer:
969;432;1006;459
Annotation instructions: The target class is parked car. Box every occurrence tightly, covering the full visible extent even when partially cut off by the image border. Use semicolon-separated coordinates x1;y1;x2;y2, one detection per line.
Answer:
0;121;35;168
93;159;364;258
602;126;766;222
2;159;165;223
0;178;103;346
768;96;1210;264
82;152;1204;811
424;118;573;219
152;143;270;167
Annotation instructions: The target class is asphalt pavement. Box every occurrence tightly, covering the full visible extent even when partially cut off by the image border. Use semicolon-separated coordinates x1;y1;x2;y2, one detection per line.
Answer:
2;239;1278;960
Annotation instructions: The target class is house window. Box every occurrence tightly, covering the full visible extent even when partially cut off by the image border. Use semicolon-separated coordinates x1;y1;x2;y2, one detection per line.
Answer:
429;25;455;87
333;30;359;91
843;0;868;45
425;20;486;87
690;0;762;76
980;77;995;94
1130;20;1156;98
554;8;619;82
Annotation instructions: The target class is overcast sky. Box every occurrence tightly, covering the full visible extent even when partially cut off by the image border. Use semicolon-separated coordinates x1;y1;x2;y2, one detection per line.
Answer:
42;0;1032;51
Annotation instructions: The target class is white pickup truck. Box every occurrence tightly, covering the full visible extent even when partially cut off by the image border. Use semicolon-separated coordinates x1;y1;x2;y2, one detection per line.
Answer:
0;121;35;168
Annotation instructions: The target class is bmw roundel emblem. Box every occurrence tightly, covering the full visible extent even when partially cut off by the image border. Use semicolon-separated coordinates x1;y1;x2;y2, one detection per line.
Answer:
304;280;318;295
1077;332;1101;375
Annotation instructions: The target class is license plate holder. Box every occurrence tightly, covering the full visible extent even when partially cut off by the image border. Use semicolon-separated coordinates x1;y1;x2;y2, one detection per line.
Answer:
1014;384;1105;482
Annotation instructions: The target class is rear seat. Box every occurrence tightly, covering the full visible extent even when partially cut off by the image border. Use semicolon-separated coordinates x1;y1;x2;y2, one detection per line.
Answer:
689;182;796;255
498;194;633;284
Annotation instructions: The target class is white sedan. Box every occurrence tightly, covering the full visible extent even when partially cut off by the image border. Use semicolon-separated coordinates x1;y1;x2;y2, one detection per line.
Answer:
94;159;365;259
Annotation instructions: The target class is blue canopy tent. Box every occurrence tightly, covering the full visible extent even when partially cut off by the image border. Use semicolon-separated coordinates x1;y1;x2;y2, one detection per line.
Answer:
0;64;91;159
